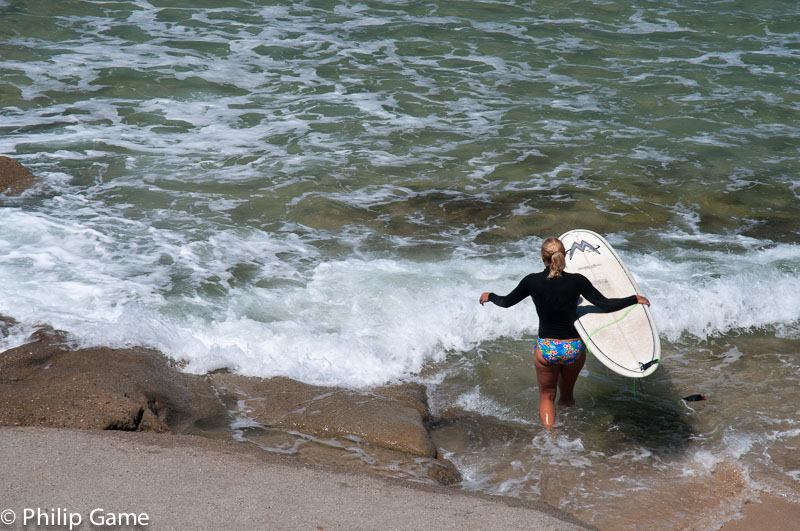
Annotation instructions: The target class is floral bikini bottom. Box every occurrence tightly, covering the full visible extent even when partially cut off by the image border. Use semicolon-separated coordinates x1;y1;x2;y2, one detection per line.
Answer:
536;337;585;365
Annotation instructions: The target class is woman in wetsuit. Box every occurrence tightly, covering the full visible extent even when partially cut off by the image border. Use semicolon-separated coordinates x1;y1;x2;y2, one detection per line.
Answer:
479;237;650;430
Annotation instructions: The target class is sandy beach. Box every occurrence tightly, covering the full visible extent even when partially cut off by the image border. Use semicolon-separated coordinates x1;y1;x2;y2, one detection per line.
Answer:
1;427;589;531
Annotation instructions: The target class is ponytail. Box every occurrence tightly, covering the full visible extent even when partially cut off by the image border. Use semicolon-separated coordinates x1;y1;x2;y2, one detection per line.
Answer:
542;238;567;279
548;250;566;279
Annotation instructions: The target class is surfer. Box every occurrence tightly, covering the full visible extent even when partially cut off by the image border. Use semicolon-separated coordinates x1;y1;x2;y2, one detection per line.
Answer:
479;237;650;430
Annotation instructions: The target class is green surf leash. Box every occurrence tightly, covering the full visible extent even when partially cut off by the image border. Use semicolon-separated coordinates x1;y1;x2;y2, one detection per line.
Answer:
586;304;637;339
586;304;661;378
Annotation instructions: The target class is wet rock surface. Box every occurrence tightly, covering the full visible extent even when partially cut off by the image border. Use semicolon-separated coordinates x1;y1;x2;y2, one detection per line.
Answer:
0;325;224;433
210;373;436;458
0;156;36;195
0;316;460;485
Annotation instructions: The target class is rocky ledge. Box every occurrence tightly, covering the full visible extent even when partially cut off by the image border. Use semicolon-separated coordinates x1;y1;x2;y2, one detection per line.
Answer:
0;316;459;485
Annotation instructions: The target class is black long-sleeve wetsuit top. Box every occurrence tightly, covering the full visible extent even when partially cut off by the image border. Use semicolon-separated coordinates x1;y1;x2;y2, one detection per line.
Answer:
487;268;638;339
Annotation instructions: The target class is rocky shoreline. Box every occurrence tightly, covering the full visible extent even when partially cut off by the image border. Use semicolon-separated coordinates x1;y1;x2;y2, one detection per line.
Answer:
0;157;461;487
0;315;460;486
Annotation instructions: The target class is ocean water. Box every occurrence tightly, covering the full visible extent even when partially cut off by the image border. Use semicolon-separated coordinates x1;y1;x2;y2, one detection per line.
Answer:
1;0;799;528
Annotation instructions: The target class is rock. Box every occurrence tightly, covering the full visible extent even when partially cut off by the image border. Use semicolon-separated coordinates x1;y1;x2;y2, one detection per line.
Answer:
426;457;462;486
210;374;437;458
0;319;456;484
0;156;36;195
0;328;227;433
0;314;20;339
373;381;431;421
429;408;532;456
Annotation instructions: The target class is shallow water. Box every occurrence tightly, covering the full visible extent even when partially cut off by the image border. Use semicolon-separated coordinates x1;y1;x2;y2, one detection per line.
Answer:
2;0;799;528
423;331;800;528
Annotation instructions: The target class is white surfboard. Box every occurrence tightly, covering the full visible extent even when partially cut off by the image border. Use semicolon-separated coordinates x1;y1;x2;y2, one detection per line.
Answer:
559;229;660;378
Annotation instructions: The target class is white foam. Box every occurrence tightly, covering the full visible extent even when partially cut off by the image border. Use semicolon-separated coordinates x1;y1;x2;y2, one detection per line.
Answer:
681;133;740;147
627;242;800;341
530;433;595;468
0;321;37;353
0;206;538;386
455;386;530;424
619;12;695;35
4;185;800;386
711;346;745;371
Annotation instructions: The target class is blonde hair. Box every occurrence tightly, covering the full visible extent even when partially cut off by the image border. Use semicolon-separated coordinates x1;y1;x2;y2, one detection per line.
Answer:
542;238;566;279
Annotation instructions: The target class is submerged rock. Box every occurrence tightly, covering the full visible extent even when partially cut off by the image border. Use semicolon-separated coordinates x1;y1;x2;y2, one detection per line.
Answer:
0;156;36;195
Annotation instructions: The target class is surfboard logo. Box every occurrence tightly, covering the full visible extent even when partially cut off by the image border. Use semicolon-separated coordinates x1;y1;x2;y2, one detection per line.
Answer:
567;240;601;260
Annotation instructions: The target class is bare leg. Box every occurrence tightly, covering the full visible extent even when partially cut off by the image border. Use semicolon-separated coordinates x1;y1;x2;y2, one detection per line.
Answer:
556;350;586;406
533;345;559;429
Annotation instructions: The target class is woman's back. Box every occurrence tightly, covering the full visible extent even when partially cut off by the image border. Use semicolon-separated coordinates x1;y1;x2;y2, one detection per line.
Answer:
487;269;635;339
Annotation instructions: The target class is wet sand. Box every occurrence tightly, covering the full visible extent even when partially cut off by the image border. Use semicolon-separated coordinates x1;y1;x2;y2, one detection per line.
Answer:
0;427;589;531
719;493;800;531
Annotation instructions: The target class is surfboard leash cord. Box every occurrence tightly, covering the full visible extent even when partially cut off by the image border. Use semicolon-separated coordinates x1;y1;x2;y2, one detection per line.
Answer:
586;304;638;340
587;304;661;374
